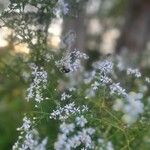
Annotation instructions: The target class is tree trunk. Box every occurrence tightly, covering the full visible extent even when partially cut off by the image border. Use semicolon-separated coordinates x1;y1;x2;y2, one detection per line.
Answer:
62;5;86;52
116;0;150;66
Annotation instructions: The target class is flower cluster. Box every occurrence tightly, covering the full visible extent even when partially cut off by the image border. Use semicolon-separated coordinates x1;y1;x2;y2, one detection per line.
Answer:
26;63;47;104
97;139;114;150
54;116;96;150
127;68;141;78
84;71;96;84
93;59;113;75
145;77;150;83
84;59;114;98
61;92;72;101
113;92;144;125
50;102;88;120
54;0;69;16
93;59;113;86
56;49;88;73
84;58;145;126
110;83;127;97
12;117;48;150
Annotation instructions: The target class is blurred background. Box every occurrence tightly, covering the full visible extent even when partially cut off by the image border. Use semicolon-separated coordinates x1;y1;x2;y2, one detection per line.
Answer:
0;0;150;149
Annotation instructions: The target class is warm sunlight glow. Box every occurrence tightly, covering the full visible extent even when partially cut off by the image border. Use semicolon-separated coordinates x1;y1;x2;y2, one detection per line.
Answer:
14;43;30;54
0;27;12;47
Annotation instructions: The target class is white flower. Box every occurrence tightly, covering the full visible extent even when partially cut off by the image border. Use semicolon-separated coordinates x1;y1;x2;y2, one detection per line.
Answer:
127;68;141;78
75;116;87;127
54;0;69;16
84;71;96;84
113;92;144;125
85;128;95;135
106;141;114;150
145;77;150;83
91;81;100;90
124;94;144;117
78;130;93;148
100;75;112;84
61;92;72;101
97;139;114;150
60;122;75;134
110;83;127;97
56;49;88;73
26;63;47;104
50;102;88;120
13;117;48;150
17;117;31;132
54;116;96;150
93;60;113;75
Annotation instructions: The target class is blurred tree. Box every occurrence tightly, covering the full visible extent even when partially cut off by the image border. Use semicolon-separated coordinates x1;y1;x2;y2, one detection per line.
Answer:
62;1;86;52
116;0;150;65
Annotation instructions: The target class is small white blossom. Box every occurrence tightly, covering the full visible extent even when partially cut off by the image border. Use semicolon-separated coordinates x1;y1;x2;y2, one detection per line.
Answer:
69;87;76;92
127;68;141;78
17;117;31;132
54;116;96;150
60;122;75;134
45;53;54;62
110;83;127;97
145;77;150;83
91;81;100;90
84;71;96;84
56;49;88;73
54;0;69;16
97;139;114;150
93;60;113;75
75;116;88;127
100;75;112;84
106;141;114;150
50;102;88;120
61;92;72;101
113;92;144;125
26;63;47;104
13;117;48;150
